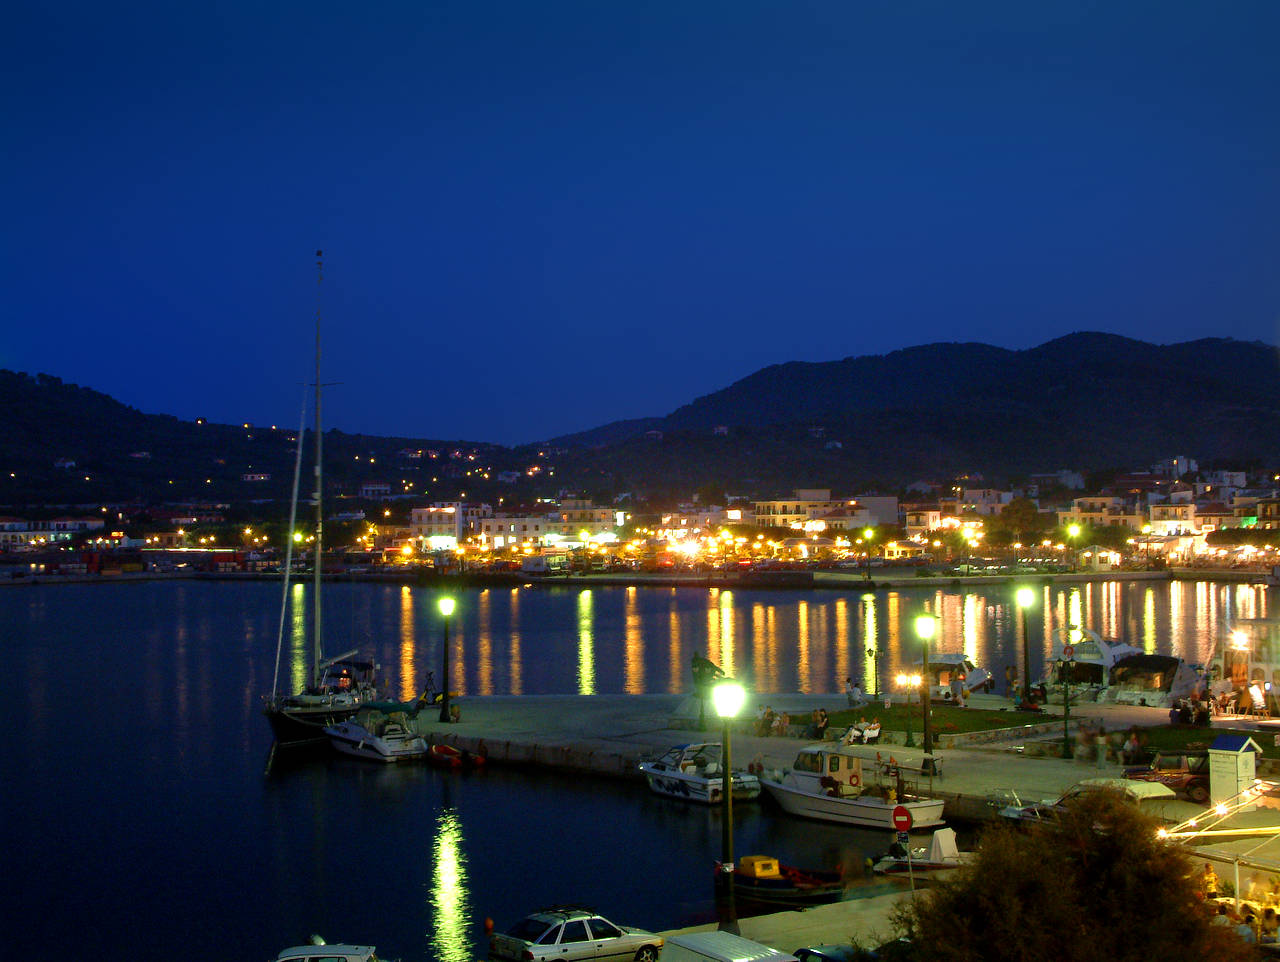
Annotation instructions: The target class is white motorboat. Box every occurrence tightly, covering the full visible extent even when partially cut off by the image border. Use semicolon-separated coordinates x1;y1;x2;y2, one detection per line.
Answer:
326;710;428;763
277;936;389;962
872;827;968;874
1037;626;1142;703
638;743;761;803
1099;654;1203;709
911;653;990;701
759;744;945;830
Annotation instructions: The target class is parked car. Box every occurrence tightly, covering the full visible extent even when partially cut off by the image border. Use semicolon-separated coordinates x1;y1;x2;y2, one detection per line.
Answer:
488;907;663;962
998;777;1177;825
1124;749;1211;803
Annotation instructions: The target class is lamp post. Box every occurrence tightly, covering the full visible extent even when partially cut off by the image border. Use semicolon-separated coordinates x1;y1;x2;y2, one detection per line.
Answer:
862;527;875;581
438;596;456;723
896;673;920;747
914;615;938;760
1015;587;1035;705
712;678;745;934
1059;655;1074;759
866;646;879;699
1067;523;1081;572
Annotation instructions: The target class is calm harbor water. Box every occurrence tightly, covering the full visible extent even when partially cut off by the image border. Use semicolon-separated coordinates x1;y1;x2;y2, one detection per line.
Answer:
4;578;1272;962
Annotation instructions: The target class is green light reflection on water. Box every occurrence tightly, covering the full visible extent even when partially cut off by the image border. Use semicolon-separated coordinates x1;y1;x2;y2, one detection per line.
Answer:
577;589;595;695
428;807;472;962
289;582;307;692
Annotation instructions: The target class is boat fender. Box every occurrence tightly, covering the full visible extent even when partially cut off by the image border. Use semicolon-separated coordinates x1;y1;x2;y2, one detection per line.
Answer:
484;918;494;935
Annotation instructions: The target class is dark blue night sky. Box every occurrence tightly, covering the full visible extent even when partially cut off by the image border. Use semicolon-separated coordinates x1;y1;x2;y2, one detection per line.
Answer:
4;1;1278;444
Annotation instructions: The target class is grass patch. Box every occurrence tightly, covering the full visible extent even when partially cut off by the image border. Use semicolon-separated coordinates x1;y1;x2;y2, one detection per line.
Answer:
826;702;1054;736
1133;726;1280;759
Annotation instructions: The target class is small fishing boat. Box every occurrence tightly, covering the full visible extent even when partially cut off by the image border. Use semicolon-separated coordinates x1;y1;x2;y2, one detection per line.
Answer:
639;743;762;804
325;709;428;763
717;854;846;906
760;745;945;831
872;827;967;875
427;742;486;769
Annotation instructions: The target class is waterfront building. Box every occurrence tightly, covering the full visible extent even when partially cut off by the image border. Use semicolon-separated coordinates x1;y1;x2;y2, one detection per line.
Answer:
0;515;106;547
1057;496;1145;531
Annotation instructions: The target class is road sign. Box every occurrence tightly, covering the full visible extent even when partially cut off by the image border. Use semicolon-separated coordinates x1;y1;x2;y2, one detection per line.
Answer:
892;804;913;832
1063;644;1075;660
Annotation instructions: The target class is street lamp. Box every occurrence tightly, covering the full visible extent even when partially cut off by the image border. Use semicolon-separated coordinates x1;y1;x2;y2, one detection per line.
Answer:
862;527;875;581
866;646;879;699
712;678;746;934
1067;523;1081;572
914;615;938;762
896;673;921;747
1057;653;1074;759
1015;586;1035;705
438;596;457;723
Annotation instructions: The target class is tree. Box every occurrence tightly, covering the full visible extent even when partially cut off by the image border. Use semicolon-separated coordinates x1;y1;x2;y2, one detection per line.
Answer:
890;789;1257;962
987;497;1050;546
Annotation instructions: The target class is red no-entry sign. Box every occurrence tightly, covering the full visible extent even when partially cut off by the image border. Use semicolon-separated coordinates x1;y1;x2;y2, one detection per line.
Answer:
892;804;913;832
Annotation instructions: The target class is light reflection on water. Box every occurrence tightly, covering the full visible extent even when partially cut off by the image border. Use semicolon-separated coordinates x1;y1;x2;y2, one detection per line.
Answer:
429;807;471;962
3;578;1275;962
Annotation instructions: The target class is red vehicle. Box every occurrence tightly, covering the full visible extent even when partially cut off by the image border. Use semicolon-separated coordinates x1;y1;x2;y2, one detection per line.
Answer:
1124;749;1210;804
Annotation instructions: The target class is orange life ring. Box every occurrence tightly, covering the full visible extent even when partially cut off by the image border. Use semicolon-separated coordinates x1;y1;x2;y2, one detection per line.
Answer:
849;772;861;788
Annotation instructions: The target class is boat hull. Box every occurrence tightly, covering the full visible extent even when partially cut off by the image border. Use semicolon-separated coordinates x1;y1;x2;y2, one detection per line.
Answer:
760;779;945;830
428;743;486;769
266;701;363;747
325;721;428;763
718;866;845;906
639;765;761;804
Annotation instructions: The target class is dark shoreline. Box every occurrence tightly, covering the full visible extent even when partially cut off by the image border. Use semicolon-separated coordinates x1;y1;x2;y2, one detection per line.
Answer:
0;565;1267;589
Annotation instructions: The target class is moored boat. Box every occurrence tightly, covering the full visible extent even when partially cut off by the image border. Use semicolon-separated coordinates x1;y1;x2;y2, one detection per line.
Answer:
1100;653;1203;709
428;742;486;769
717;854;846;906
326;709;429;763
1037;625;1142;704
638;743;762;804
760;744;945;830
264;252;382;747
872;827;967;875
912;653;990;701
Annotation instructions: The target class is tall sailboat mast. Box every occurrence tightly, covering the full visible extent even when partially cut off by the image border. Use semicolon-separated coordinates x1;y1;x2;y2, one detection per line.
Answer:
313;249;325;687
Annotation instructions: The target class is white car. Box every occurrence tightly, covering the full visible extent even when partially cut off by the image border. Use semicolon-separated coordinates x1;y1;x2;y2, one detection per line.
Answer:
489;907;663;962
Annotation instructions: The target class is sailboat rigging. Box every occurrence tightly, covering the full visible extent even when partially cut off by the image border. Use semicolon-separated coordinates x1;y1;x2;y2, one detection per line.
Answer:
264;250;380;747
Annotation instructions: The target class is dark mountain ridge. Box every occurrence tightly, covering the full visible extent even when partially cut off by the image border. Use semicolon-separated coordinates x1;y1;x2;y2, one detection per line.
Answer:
2;333;1277;506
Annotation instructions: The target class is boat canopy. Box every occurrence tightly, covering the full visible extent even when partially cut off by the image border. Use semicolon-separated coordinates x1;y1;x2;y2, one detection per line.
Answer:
1109;654;1182;692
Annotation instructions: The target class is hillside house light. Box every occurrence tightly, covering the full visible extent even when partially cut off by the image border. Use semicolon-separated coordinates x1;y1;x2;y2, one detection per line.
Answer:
712;678;746;934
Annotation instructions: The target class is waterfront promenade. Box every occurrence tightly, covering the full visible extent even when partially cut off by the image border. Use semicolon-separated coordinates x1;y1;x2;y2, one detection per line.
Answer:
431;691;1280;951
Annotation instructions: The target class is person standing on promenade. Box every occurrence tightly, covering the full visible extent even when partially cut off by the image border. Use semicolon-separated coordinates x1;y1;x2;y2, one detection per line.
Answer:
846;677;864;707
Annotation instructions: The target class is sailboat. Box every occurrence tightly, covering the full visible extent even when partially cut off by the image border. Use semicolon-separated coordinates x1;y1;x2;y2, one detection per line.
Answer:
264;251;381;747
